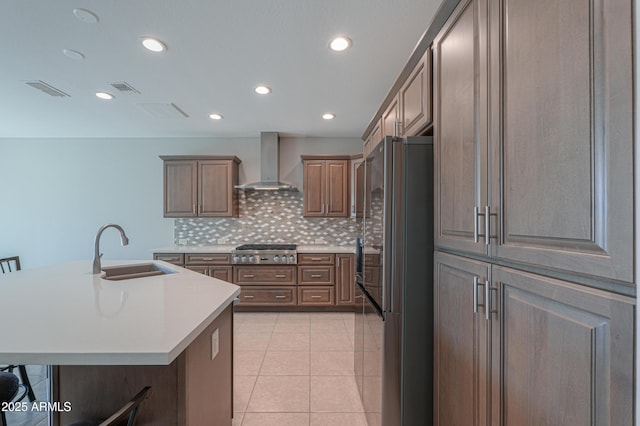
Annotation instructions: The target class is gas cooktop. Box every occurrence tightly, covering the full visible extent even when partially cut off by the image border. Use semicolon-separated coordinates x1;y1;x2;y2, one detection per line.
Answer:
232;244;297;264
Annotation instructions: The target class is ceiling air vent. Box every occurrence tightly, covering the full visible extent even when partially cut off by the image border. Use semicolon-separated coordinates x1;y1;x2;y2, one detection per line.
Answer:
109;82;141;94
25;81;69;97
137;103;189;118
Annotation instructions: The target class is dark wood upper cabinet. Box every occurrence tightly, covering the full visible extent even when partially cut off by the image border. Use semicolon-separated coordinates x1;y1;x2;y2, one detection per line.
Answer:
400;46;433;136
161;156;240;218
433;0;487;257
487;0;634;282
434;0;634;282
301;156;350;218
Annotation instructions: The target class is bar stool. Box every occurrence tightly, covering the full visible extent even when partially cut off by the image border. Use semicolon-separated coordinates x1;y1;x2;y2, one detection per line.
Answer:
0;256;36;402
66;386;150;426
0;371;28;426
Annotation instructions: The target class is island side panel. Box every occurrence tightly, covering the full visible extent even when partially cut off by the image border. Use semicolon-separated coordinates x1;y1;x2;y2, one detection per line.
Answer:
54;364;180;425
182;303;233;425
53;304;234;426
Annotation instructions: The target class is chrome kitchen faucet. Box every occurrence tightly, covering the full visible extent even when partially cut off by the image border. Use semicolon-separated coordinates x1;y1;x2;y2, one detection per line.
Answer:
92;224;129;274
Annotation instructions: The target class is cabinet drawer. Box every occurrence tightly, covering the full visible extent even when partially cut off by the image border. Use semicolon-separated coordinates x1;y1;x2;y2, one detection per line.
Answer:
153;253;184;265
186;265;209;275
238;287;297;305
298;265;335;285
298;286;335;306
234;266;296;285
185;253;231;265
298;253;335;264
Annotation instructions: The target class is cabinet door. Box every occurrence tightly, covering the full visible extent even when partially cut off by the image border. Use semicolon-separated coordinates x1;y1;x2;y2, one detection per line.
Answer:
488;0;634;282
490;266;634;425
303;160;326;216
434;251;490;426
400;47;432;136
354;160;365;218
381;95;400;137
336;254;355;306
199;160;237;217
164;160;198;217
433;0;489;255
210;266;233;283
325;160;349;217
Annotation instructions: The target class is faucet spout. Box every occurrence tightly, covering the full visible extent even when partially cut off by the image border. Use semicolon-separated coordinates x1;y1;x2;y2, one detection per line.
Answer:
93;224;130;274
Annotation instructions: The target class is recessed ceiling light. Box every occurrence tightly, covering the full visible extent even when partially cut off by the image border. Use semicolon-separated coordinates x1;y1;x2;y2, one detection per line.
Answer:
329;36;352;52
142;37;167;53
322;113;336;120
254;85;271;95
209;113;223;120
62;49;85;60
95;92;114;100
73;8;99;24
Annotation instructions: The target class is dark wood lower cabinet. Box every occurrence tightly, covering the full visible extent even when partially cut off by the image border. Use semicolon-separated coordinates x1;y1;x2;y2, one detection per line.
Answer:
336;254;355;306
434;252;490;425
154;252;357;309
491;266;634;425
434;251;634;426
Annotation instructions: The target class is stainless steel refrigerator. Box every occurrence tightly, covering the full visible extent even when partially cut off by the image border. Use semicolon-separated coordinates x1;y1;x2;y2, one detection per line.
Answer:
354;135;433;426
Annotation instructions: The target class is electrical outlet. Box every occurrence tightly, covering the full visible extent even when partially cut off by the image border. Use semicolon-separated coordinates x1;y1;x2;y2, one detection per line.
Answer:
178;239;189;245
217;238;228;244
211;328;219;360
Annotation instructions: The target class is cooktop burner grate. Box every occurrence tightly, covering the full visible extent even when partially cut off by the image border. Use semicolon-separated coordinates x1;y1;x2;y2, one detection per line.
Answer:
235;244;297;251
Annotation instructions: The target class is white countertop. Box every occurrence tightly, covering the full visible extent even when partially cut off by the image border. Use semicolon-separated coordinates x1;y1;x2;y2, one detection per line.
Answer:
0;260;240;366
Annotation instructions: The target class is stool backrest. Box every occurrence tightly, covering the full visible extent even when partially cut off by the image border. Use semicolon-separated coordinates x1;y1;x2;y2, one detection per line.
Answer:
99;386;150;426
0;256;20;274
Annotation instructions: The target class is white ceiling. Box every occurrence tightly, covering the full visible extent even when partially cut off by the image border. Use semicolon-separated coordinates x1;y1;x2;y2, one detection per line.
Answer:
0;0;442;138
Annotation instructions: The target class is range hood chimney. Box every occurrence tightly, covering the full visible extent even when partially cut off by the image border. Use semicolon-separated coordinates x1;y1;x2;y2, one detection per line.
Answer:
235;132;297;191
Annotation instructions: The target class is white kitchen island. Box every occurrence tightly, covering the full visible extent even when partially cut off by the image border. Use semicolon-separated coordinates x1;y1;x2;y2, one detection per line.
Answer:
0;260;240;425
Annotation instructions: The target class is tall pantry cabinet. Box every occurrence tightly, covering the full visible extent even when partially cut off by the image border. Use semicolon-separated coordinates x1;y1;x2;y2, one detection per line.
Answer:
432;0;635;424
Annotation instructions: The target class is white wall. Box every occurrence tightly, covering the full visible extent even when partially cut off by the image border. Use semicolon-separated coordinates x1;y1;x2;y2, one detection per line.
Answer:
0;136;361;268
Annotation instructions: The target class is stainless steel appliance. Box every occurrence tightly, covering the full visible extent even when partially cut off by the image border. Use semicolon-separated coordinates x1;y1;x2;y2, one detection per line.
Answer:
354;136;433;426
231;244;298;264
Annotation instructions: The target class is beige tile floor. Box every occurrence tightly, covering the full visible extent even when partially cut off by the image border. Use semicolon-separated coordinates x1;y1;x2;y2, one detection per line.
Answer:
233;312;368;426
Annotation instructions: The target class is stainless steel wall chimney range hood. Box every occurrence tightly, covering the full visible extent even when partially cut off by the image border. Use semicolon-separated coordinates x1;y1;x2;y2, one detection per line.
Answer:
235;132;297;191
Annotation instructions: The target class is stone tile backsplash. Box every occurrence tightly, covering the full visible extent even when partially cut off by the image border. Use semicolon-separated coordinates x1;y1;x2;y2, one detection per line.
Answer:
175;191;361;246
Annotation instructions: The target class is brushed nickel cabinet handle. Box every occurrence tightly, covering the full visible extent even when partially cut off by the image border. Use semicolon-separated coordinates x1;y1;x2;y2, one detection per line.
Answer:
243;274;255;278
310;257;323;261
473;277;479;313
473;206;479;243
485;206;491;246
473;277;486;314
275;274;286;278
193;204;197;214
485;280;491;321
311;295;322;299
311;274;322;278
243;295;254;299
275;295;286;299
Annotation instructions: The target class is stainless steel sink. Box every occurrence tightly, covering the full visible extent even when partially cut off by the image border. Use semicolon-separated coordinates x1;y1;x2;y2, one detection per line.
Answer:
101;263;176;281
